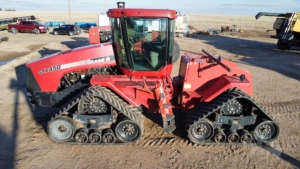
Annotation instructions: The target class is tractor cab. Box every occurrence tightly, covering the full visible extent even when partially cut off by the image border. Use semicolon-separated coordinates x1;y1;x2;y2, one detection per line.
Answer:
107;2;177;76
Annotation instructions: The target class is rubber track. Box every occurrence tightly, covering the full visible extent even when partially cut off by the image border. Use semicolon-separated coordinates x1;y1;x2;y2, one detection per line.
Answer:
185;88;281;146
47;86;144;145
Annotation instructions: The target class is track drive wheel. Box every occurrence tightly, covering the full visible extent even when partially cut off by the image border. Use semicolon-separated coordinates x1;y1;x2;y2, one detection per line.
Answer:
187;119;214;144
48;116;74;142
115;119;141;143
77;95;109;114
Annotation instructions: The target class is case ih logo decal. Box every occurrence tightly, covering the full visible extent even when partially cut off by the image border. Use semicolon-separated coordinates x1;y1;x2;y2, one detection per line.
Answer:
37;56;115;74
90;57;111;63
38;65;61;74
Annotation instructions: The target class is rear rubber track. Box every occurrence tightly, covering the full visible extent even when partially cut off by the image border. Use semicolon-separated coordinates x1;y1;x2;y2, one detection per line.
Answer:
185;88;280;146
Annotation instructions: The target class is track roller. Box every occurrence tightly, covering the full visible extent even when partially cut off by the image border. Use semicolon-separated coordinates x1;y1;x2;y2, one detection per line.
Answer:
214;129;226;143
102;129;116;144
253;118;278;143
238;129;252;144
227;130;239;143
48;116;74;142
75;129;89;143
89;129;102;144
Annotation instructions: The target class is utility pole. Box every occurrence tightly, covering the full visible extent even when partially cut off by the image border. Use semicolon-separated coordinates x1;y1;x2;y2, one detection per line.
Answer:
68;0;72;23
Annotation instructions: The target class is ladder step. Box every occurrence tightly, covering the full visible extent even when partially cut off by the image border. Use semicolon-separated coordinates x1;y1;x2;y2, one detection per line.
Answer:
166;114;175;121
163;103;171;110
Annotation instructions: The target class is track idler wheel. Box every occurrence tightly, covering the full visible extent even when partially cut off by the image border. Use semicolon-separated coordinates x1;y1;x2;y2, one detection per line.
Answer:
89;129;102;144
102;129;116;144
227;130;239;143
253;118;278;143
188;119;214;144
75;129;89;143
238;129;252;144
214;129;226;143
115;119;141;143
48;116;74;142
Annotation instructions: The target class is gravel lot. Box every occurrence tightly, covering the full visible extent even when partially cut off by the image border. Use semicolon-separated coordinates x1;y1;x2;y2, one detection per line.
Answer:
0;12;300;169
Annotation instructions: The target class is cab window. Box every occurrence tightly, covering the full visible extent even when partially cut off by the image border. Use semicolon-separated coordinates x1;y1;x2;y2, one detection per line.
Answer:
125;18;168;71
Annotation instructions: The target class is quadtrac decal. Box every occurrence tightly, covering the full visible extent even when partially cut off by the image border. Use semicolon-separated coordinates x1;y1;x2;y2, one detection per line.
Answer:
37;55;115;74
38;65;61;74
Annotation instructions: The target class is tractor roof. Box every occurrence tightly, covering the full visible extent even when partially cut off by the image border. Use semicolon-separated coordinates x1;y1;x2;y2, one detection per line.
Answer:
107;8;177;19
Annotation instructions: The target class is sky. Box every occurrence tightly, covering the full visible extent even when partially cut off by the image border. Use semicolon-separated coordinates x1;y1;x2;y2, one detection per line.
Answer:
0;0;300;15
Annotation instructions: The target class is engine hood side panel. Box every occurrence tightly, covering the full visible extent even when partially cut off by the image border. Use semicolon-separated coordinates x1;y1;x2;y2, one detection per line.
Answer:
26;43;116;92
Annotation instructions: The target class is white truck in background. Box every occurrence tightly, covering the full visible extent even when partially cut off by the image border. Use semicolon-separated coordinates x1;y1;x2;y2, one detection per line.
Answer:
98;13;110;26
175;12;189;36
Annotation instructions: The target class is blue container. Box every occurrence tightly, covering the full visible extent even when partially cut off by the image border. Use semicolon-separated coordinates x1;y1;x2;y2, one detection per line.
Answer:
45;22;66;28
75;22;97;29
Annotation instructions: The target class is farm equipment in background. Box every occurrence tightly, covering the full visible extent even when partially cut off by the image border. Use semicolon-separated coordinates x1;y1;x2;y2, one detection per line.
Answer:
221;25;239;32
0;15;36;30
89;25;112;44
88;13;112;44
256;12;300;50
26;2;280;145
175;11;189;36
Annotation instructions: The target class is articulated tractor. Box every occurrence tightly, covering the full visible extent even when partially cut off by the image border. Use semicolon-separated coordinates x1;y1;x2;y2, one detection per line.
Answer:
26;2;280;145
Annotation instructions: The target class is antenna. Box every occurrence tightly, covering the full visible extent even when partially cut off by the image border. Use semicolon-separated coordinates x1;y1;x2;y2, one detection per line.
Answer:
68;0;72;23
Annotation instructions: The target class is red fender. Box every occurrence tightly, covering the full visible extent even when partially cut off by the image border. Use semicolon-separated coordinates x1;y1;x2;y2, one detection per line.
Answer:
200;75;252;102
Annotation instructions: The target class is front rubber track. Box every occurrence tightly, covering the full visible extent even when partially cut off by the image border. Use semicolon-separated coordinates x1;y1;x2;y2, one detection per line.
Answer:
47;86;144;145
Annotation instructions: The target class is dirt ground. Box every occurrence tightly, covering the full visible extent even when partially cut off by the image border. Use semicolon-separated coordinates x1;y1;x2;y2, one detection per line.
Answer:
0;14;300;169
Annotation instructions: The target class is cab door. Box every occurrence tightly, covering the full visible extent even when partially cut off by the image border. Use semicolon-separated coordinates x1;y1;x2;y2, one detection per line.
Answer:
58;25;66;34
27;22;35;32
20;21;28;32
64;25;70;34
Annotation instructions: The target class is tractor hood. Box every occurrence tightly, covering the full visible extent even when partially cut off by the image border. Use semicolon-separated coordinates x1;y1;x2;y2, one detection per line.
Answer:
26;43;116;92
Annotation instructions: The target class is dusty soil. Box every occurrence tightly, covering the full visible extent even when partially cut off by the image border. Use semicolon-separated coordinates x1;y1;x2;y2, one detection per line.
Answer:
0;13;300;169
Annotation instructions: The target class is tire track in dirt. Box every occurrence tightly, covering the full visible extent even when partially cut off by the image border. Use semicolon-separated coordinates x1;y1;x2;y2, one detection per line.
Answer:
133;99;300;148
259;100;300;116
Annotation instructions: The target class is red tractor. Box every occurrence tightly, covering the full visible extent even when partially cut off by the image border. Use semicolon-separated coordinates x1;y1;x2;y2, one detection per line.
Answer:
26;2;280;145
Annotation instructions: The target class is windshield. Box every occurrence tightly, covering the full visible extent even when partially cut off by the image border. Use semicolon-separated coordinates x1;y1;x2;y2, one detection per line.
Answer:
32;21;42;25
111;17;168;71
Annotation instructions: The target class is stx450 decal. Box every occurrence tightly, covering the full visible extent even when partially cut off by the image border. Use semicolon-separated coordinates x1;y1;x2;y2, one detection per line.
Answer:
38;56;115;74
